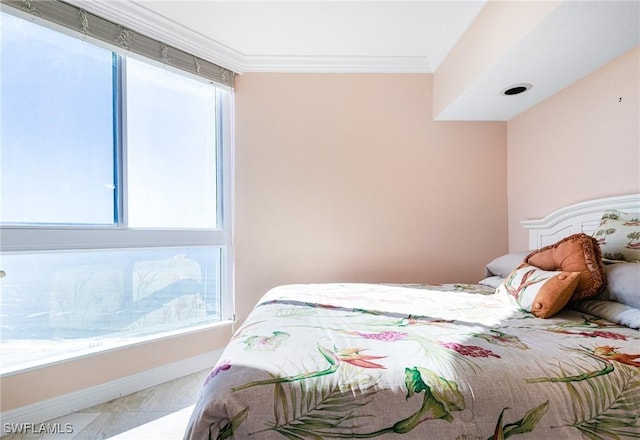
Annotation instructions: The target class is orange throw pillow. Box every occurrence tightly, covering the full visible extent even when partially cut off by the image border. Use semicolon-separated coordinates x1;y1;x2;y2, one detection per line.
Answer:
525;233;606;301
495;264;580;318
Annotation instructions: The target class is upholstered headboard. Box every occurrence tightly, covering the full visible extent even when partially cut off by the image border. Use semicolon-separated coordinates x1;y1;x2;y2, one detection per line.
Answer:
521;194;640;249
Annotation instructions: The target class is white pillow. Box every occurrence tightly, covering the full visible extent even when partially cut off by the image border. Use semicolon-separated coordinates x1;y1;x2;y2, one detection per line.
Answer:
573;300;640;329
478;276;504;289
485;251;530;278
594;263;640;309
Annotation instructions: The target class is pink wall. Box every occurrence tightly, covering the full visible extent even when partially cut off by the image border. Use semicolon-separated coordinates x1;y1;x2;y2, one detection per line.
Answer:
507;46;640;251
234;73;507;323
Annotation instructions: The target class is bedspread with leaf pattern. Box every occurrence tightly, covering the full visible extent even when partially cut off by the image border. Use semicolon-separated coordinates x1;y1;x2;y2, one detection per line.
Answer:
184;283;640;440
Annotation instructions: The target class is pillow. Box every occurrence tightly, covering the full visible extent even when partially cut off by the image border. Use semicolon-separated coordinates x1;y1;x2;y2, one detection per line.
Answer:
525;233;606;301
592;210;640;263
495;264;580;318
485;250;531;278
478;276;504;289
594;263;640;309
572;300;640;329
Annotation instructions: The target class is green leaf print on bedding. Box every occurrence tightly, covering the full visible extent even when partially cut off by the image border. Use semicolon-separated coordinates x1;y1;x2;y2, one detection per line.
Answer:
567;362;640;439
213;407;248;440
260;373;378;438
232;345;384;392
494;401;549;439
243;331;290;351
524;345;640;439
254;366;465;438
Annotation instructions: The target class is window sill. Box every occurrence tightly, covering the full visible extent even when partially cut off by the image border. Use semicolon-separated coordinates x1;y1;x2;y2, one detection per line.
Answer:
0;319;235;378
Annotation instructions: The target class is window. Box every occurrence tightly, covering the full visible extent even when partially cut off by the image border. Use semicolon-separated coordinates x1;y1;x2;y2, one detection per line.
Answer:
0;10;234;373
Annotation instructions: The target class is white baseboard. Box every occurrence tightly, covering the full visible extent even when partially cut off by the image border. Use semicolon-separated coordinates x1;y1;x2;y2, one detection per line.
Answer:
0;349;222;428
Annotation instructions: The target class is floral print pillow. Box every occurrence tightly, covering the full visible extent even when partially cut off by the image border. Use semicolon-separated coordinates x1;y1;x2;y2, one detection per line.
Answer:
495;264;580;318
593;210;640;263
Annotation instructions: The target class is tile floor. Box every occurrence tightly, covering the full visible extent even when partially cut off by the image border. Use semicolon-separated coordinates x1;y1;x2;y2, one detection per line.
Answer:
2;369;210;440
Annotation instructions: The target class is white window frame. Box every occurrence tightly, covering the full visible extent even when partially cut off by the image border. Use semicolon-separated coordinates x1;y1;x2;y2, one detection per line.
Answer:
0;8;235;326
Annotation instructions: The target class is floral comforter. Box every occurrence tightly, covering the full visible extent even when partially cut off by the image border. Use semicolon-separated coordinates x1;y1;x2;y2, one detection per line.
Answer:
184;283;640;440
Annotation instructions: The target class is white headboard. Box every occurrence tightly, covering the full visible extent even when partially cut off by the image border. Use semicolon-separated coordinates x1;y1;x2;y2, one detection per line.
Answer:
521;194;640;249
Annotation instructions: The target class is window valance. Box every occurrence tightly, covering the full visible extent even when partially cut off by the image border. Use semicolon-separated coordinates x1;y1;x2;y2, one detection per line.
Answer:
1;0;235;87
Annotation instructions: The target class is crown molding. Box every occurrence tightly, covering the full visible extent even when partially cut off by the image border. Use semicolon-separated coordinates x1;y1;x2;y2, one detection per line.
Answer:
59;0;434;75
65;0;246;73
242;55;432;73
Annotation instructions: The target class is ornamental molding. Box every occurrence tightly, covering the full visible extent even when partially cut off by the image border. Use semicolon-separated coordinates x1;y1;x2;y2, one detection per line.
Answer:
242;55;432;74
66;0;245;73
63;0;436;74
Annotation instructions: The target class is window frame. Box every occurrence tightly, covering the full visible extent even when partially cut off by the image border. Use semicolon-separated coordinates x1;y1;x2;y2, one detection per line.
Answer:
0;8;235;325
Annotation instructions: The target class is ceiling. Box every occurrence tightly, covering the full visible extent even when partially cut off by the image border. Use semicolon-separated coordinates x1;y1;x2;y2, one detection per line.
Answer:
127;0;487;73
70;1;639;121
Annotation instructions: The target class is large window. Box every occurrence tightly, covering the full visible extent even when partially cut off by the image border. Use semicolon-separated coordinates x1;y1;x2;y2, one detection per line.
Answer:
0;10;233;373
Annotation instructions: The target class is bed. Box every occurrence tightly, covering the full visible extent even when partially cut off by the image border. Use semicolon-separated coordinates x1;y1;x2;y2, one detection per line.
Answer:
184;194;640;440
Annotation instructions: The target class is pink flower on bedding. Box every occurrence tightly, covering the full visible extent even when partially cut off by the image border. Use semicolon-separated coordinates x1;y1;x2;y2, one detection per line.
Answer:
548;328;628;341
204;360;231;386
349;330;408;341
334;347;387;369
593;345;640;367
440;342;500;358
587;331;628;340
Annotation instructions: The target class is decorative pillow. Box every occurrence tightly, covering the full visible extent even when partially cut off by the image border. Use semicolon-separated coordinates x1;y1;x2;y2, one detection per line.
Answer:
495;264;580;318
484;250;531;278
525;233;606;301
592;210;640;263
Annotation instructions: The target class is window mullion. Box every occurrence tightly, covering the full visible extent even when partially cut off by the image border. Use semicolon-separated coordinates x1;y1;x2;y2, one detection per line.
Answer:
114;53;129;228
0;228;225;252
114;53;126;227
